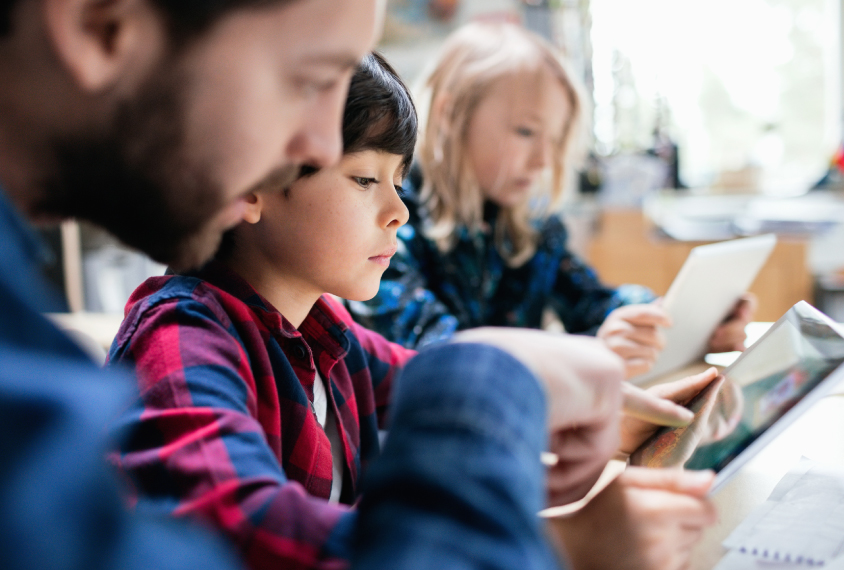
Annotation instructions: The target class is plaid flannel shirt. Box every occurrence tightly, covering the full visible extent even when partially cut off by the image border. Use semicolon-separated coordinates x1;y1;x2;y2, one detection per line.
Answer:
107;261;415;570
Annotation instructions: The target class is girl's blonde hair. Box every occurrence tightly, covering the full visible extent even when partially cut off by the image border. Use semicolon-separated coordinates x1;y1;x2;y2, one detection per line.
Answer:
416;21;588;267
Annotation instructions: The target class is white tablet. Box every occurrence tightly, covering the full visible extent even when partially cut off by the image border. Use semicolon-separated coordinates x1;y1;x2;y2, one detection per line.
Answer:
631;233;777;385
629;301;844;494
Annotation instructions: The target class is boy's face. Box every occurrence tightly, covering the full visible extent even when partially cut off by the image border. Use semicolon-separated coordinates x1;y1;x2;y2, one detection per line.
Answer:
37;0;383;270
465;66;571;209
252;150;409;302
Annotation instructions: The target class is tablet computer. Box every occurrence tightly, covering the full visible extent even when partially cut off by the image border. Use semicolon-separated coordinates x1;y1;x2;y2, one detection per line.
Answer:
631;234;777;385
629;301;844;494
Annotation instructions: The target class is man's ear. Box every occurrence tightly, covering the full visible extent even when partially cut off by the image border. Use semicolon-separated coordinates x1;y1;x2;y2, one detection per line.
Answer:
242;193;263;225
42;0;166;92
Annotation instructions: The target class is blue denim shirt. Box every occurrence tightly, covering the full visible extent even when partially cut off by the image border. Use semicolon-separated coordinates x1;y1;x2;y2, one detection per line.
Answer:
0;188;242;570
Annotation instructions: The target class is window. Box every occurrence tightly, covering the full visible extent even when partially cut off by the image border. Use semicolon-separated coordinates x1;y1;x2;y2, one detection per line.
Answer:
590;0;841;195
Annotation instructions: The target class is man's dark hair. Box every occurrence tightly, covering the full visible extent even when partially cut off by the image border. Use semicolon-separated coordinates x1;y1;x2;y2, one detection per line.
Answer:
0;0;293;37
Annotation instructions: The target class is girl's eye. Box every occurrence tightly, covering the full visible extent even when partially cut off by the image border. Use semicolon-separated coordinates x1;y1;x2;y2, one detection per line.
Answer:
516;127;535;137
354;177;377;189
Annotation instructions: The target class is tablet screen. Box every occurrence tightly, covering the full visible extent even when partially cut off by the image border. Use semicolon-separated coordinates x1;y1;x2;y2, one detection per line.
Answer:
630;302;844;474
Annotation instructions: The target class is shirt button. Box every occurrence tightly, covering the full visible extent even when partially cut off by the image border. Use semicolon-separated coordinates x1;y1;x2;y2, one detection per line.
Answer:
292;344;307;360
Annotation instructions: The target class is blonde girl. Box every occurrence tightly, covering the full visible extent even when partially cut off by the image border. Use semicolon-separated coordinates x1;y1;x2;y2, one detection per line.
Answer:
348;22;751;377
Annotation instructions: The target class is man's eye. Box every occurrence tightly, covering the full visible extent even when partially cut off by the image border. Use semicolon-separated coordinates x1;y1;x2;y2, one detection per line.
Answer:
297;77;340;95
314;78;340;93
354;177;377;188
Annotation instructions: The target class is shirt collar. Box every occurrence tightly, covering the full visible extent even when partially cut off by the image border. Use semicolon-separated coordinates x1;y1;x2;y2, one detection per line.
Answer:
193;260;350;359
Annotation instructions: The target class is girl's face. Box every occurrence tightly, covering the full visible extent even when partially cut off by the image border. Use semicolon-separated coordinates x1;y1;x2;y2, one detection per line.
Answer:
252;150;409;303
464;66;571;208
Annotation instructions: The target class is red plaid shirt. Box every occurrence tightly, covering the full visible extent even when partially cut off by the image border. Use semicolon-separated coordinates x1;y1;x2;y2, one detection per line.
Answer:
108;261;415;570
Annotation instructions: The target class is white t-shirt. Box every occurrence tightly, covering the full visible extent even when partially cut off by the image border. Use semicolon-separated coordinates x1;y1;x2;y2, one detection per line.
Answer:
312;371;344;503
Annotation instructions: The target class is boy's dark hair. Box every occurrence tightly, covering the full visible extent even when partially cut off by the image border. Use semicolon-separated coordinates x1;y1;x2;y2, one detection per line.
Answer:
341;51;418;177
0;0;293;37
216;52;417;261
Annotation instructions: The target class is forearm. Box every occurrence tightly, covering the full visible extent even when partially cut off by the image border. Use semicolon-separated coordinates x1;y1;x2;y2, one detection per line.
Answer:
551;261;655;336
451;328;624;431
352;343;564;570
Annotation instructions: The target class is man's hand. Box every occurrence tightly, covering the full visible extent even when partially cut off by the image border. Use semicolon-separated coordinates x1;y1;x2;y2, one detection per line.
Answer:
549;467;718;570
453;328;624;505
707;294;757;353
597;304;672;378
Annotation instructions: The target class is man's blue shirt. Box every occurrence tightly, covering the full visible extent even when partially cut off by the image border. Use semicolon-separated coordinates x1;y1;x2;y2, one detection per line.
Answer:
0;188;242;570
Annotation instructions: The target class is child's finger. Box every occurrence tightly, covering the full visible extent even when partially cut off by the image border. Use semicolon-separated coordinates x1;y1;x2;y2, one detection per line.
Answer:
615;305;673;328
648;367;721;404
622;382;694;427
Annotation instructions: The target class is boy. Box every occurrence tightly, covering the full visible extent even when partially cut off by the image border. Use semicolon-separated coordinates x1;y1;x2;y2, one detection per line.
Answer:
108;53;418;570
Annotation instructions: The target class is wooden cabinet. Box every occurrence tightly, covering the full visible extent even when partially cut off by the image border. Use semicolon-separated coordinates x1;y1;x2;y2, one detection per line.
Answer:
585;209;813;323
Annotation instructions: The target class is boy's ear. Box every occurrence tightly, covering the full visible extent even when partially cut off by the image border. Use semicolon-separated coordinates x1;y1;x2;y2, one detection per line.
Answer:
242;193;263;224
43;0;167;92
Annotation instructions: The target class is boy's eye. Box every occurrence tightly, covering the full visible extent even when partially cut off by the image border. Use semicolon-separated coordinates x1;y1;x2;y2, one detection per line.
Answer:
354;176;377;188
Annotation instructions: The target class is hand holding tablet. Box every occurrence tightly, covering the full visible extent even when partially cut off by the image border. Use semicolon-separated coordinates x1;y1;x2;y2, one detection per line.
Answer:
598;304;672;378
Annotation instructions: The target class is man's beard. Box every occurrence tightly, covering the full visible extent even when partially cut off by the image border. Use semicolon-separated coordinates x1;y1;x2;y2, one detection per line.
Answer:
34;62;229;271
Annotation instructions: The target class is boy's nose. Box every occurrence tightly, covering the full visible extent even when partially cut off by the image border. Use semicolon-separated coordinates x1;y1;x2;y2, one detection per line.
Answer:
383;189;410;229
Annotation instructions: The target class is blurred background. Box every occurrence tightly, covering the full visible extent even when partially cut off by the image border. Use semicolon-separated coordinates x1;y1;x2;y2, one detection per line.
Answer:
44;0;844;342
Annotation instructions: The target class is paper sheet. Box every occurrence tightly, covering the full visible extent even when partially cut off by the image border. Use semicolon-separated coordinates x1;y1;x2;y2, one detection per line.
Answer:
715;550;811;569
720;458;844;565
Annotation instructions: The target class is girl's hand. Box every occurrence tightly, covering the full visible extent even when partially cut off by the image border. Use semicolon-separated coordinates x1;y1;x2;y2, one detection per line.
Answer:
707;294;757;353
597;304;672;378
